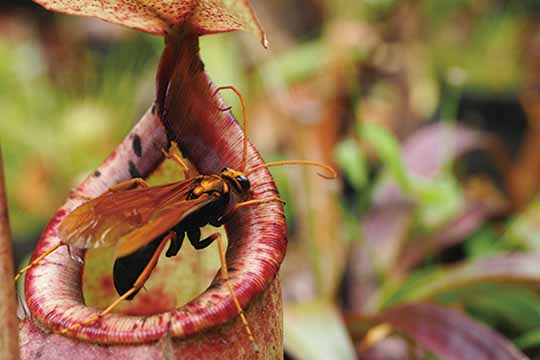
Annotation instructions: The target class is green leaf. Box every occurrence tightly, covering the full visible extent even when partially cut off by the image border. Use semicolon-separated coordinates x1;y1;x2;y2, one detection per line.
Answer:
380;266;444;308
284;301;356;360
515;328;540;350
334;139;368;191
465;226;515;258
414;173;464;229
463;285;540;333
505;197;540;251
360;122;412;194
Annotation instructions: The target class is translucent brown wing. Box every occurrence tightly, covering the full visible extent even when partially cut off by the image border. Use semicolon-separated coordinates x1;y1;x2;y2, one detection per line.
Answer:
59;179;198;249
114;194;217;258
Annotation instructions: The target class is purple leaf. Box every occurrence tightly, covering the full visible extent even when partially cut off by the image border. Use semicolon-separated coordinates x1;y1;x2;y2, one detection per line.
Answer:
349;124;498;310
379;302;527;360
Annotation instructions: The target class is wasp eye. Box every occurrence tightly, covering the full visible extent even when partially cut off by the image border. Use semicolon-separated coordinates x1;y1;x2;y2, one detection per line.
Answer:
236;175;250;192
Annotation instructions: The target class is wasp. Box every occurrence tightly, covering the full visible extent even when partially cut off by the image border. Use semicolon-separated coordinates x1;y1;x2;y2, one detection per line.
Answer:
15;86;336;347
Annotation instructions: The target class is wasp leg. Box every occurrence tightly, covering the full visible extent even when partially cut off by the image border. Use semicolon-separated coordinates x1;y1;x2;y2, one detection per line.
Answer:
71;191;93;201
233;197;285;211
213;232;258;352
59;232;172;334
161;144;191;179
166;231;183;257
108;178;149;192
14;243;63;281
188;228;219;250
71;178;148;201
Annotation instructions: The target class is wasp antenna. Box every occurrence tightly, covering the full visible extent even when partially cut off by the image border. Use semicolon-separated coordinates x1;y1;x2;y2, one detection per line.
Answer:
214;86;249;172
246;160;337;179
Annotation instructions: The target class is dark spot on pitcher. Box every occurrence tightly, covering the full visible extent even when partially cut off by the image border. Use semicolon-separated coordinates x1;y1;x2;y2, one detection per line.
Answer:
132;134;142;157
128;161;142;179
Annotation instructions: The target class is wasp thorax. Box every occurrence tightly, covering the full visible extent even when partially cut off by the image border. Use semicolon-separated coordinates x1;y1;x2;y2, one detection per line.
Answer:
189;186;204;199
188;175;227;200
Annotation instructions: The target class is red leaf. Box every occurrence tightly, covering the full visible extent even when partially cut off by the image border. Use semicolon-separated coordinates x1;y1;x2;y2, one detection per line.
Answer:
379;302;526;360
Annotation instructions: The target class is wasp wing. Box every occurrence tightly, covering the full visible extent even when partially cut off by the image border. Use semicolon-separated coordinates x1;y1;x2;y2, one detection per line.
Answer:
114;194;217;258
59;180;197;249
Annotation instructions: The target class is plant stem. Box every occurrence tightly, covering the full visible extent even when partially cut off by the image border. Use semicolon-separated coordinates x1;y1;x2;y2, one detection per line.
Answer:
0;145;20;359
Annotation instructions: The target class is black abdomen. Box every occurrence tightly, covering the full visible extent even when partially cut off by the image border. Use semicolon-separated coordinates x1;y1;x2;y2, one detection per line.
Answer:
113;237;163;300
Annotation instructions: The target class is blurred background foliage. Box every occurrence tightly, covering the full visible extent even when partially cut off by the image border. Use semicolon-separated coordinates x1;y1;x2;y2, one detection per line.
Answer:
4;0;540;358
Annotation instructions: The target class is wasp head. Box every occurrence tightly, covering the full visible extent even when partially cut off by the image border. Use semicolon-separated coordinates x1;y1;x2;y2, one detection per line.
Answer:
220;168;251;198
